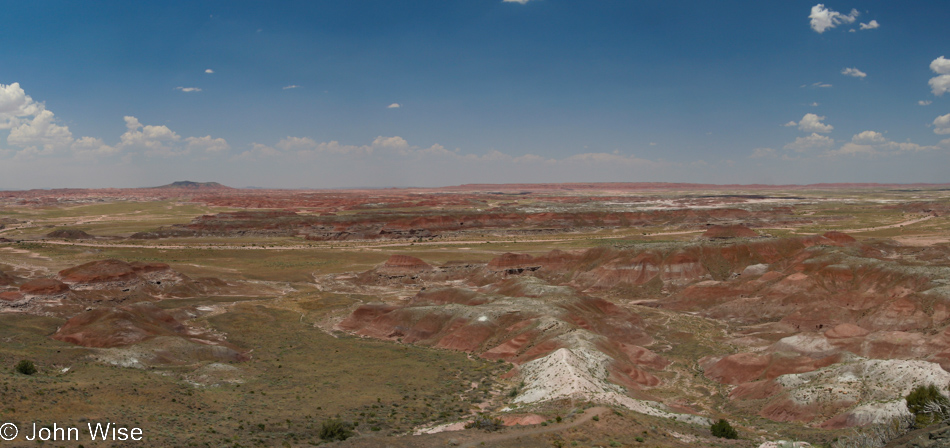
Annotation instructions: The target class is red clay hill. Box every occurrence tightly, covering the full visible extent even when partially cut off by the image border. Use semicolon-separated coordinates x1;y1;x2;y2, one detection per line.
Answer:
333;230;950;426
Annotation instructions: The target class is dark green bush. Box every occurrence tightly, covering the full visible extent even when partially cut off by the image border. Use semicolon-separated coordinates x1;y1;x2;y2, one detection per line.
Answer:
907;384;950;428
710;418;738;439
318;419;353;441
15;360;36;375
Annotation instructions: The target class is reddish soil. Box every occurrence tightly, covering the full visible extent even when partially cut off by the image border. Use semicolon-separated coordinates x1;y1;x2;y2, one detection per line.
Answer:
702;224;758;239
53;303;187;347
19;278;70;295
0;269;13;286
0;291;23;301
59;259;170;284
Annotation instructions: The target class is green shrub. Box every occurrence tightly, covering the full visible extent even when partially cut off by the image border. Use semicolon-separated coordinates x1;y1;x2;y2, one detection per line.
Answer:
906;384;950;428
710;418;738;439
318;419;353;441
15;360;36;375
465;414;504;432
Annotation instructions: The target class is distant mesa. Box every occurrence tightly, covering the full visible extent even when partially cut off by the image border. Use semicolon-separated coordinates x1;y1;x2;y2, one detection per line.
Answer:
47;228;93;239
152;181;232;190
702;224;759;239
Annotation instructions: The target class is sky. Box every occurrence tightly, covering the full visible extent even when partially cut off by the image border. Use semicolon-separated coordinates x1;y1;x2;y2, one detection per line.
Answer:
1;1;949;189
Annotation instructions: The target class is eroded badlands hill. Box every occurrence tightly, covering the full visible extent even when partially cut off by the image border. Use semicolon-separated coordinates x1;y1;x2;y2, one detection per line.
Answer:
328;232;950;428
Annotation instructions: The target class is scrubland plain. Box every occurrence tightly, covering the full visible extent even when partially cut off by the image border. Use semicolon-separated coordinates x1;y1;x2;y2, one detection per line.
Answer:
2;182;950;447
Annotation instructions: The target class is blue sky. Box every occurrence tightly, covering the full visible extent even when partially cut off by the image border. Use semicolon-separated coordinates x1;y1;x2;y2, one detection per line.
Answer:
1;1;948;188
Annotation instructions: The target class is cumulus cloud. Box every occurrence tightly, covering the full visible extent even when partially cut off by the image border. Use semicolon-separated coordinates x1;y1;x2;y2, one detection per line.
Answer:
186;135;230;153
785;133;835;152
841;67;867;78
204;69;214;74
0;82;45;129
919;100;932;106
809;4;859;33
387;103;401;109
859;20;879;30
119;116;184;157
283;85;300;90
851;130;887;145
930;56;950;96
825;130;946;156
828;142;877;156
502;0;533;3
0;83;229;161
71;136;117;157
238;143;281;159
7;109;74;156
790;113;834;133
935;113;950;135
0;83;83;157
175;86;202;93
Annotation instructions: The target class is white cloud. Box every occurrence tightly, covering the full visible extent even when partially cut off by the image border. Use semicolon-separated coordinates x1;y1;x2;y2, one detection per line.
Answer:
919;100;932;106
841;67;867;78
750;147;776;158
0;83;228;161
796;113;834;133
7;109;74;155
851;130;887;145
810;102;820;107
175;87;202;93
935;114;950;135
809;4;859;33
186;135;230;153
785;133;835;152
71;136;117;157
283;85;300;90
502;0;533;3
931;56;950;74
0;82;44;129
204;69;214;74
783;121;797;127
930;56;950;96
237;143;281;160
824;130;945;156
859;20;879;30
803;82;833;88
828;142;877;156
387;103;401;109
119;116;185;157
372;136;409;150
